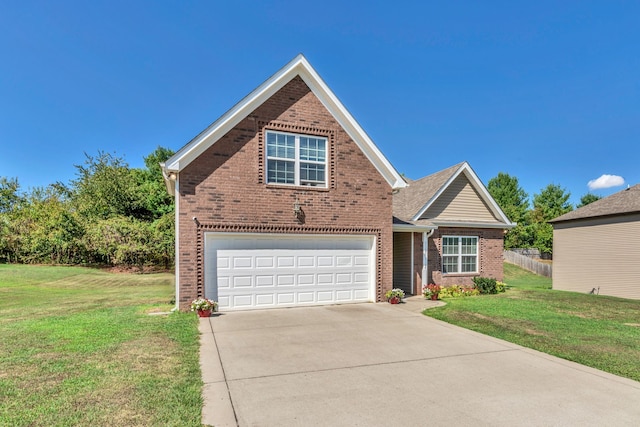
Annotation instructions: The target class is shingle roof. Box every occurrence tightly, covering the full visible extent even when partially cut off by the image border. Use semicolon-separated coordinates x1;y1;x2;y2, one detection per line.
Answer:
392;163;463;222
392;162;514;229
550;184;640;223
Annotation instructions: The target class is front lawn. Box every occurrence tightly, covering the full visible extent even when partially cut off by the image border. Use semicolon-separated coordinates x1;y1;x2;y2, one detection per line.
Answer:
424;263;640;382
0;264;202;426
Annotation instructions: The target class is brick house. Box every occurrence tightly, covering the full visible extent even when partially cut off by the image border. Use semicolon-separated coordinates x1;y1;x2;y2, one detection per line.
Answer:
162;55;514;311
392;162;516;296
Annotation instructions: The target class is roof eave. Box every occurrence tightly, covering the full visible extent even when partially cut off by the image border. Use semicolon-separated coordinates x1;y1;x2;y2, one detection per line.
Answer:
163;54;406;190
392;224;438;232
433;220;516;229
411;162;513;224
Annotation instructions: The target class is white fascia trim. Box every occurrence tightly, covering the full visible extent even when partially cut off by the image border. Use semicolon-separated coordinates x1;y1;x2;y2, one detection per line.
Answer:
297;63;406;190
392;224;437;232
160;162;176;195
162;54;406;190
411;162;515;226
432;220;516;229
173;177;180;311
459;163;516;226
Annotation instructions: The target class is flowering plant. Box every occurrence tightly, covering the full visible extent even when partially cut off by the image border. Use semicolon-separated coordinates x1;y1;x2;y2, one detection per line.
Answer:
385;288;405;300
190;298;218;312
422;283;441;299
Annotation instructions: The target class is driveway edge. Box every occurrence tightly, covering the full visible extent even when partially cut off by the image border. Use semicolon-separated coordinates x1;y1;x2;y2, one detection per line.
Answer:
199;317;238;427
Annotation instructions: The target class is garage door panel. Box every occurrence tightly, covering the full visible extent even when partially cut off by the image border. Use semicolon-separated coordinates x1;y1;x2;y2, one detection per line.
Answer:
277;275;295;286
255;294;274;306
298;292;314;303
336;273;352;283
277;256;295;267
205;234;374;311
317;256;333;267
255;276;274;287
218;277;230;289
354;255;370;266
298;274;315;285
233;257;252;268
218;256;230;269
298;256;315;267
354;272;369;283
255;257;274;268
233;276;252;287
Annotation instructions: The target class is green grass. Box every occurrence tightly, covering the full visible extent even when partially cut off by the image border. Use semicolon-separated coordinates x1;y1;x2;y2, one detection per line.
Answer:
0;264;202;426
424;263;640;382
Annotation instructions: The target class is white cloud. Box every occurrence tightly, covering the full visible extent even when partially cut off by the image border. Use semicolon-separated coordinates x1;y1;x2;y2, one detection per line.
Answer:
587;174;625;190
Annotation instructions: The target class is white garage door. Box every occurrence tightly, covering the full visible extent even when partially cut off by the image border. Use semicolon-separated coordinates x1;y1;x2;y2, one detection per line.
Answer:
204;233;375;311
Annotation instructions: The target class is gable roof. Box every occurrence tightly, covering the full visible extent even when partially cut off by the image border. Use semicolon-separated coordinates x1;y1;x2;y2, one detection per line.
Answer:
161;54;406;192
393;162;515;229
550;184;640;223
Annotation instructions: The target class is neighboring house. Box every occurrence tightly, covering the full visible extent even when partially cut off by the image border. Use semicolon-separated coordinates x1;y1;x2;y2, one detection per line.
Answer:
392;162;516;296
162;55;514;311
161;54;406;311
550;184;640;300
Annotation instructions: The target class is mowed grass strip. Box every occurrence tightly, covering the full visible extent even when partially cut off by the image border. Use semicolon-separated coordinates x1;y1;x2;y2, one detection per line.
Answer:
0;264;202;427
424;263;640;382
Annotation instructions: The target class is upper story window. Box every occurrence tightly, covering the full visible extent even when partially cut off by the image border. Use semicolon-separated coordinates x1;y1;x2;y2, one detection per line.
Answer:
442;236;478;274
266;130;327;187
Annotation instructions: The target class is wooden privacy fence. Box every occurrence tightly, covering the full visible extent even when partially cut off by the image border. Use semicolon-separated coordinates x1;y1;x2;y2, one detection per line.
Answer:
503;250;552;277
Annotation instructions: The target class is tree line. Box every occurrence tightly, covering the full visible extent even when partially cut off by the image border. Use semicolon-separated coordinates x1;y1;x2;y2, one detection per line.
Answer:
487;173;601;256
0;155;601;266
0;147;175;269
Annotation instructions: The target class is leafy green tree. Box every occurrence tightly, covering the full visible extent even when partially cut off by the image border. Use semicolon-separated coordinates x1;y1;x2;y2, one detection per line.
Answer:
71;151;142;220
531;184;573;223
529;184;572;255
487;173;531;249
0;177;21;213
84;216;152;269
0;177;22;261
133;146;175;220
4;185;85;263
577;193;601;208
487;172;529;223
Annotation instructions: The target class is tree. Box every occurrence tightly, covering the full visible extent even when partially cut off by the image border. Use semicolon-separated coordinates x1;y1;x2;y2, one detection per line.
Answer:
133;146;175;220
487;173;530;249
577;193;601;208
0;177;21;213
529;184;573;256
531;184;572;223
487;172;529;224
71;152;142;220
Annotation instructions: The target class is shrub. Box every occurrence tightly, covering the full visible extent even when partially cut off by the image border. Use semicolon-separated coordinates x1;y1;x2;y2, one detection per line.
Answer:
472;277;503;294
438;284;480;299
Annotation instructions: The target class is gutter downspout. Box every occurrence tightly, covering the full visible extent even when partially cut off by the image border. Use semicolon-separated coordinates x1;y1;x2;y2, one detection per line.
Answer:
422;229;435;293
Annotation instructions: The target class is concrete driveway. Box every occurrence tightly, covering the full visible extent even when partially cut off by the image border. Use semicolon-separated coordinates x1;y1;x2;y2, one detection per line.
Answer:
199;302;640;426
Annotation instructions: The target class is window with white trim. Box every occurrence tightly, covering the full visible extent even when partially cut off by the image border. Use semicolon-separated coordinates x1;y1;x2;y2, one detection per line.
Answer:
266;130;327;187
442;236;478;274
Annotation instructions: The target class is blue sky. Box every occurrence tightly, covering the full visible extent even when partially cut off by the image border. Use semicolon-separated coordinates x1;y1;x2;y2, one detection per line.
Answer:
1;1;638;206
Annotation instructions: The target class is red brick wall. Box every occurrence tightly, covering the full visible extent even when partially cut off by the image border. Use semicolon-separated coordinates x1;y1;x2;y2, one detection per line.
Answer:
428;228;504;287
176;76;393;309
407;228;504;292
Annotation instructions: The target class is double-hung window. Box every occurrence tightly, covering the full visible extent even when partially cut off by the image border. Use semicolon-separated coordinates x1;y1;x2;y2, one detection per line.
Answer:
442;236;478;274
266;131;327;187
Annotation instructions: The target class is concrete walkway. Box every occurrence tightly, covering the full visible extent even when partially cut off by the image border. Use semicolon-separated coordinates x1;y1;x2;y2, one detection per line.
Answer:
199;301;640;426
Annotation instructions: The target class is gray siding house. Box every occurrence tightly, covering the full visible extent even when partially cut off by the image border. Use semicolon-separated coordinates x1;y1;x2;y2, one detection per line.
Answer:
550;184;640;300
